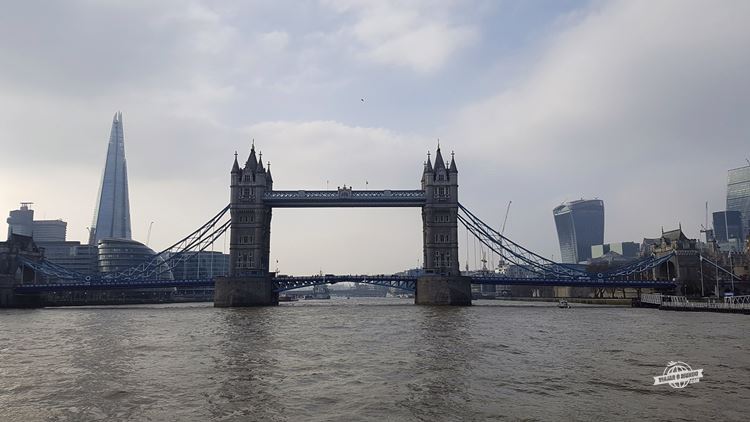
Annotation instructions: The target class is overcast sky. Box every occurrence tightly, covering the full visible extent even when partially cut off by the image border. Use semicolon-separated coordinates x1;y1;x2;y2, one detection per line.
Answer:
1;0;748;274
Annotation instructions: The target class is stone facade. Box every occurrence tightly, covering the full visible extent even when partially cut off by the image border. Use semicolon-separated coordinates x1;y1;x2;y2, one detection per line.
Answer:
421;147;460;276
653;228;701;295
229;144;273;276
215;144;277;307
216;143;471;307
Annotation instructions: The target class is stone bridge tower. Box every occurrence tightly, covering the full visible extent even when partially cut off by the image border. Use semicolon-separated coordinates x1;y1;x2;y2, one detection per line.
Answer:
417;146;471;305
421;146;459;275
215;144;278;307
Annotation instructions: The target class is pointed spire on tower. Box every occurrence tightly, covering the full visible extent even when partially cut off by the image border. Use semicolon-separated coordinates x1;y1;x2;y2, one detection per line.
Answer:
434;143;446;172
231;151;241;174
257;152;265;172
245;140;257;171
425;151;433;172
449;150;458;173
267;162;273;183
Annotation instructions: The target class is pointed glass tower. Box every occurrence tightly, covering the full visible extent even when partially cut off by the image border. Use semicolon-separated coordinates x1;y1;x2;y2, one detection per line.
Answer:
89;111;132;245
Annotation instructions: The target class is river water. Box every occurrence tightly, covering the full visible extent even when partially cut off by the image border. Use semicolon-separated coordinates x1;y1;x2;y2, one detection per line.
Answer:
1;298;748;421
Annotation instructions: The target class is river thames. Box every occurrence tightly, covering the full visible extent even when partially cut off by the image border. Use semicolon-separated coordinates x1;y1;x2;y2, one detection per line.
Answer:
1;298;748;421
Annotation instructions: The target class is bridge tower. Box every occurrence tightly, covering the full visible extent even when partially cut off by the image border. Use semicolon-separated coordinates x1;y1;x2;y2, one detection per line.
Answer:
416;146;472;305
214;144;278;307
652;228;701;295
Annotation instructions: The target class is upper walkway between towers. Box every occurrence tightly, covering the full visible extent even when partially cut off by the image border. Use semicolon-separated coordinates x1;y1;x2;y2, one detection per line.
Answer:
263;189;426;207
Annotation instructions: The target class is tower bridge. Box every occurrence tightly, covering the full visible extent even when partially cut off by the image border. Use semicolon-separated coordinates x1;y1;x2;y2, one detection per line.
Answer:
3;143;687;308
217;144;469;306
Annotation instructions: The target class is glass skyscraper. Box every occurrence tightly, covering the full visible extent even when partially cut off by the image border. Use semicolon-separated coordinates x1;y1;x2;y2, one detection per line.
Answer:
712;210;743;250
89;112;132;244
726;164;750;240
553;199;605;263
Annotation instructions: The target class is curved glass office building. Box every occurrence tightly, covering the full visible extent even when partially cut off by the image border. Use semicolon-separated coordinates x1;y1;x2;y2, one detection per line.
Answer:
726;164;750;241
97;239;173;280
553;199;605;264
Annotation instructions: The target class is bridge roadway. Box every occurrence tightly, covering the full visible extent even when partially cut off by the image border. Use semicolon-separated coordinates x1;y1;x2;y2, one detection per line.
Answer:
14;274;677;293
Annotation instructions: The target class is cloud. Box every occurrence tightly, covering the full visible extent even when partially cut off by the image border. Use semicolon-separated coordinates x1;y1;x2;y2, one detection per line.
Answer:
322;0;479;73
449;0;750;256
2;0;749;273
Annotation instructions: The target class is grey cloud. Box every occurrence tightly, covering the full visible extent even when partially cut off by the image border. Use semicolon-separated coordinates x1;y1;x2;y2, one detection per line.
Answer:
450;0;750;258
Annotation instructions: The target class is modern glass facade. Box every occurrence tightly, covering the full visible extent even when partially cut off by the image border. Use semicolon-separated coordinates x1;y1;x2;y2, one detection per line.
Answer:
97;239;172;280
170;251;229;280
553;199;605;263
89;112;132;245
712;210;743;247
38;242;98;276
32;220;67;242
726;165;750;240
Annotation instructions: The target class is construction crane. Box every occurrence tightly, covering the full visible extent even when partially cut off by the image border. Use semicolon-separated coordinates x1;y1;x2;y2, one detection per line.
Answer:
699;201;711;243
146;221;154;247
496;201;512;268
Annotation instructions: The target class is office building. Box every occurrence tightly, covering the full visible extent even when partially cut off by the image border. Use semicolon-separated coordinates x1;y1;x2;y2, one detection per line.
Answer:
6;203;67;243
89;111;132;244
591;242;640;259
726;164;750;240
553;199;605;263
38;242;98;276
713;210;744;251
32;220;66;242
170;251;230;280
97;239;172;279
7;203;34;238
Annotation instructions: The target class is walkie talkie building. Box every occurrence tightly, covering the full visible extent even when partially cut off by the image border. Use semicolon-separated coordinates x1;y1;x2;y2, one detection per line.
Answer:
553;199;605;264
726;164;750;241
88;112;132;245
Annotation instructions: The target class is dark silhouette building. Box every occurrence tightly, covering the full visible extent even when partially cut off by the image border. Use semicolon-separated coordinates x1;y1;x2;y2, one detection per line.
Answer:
713;210;744;251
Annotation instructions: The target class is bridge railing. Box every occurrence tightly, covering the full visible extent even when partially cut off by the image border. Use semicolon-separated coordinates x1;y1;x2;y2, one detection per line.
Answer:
264;190;425;200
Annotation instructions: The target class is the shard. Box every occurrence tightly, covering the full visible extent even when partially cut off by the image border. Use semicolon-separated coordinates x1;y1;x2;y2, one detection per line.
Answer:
89;111;132;244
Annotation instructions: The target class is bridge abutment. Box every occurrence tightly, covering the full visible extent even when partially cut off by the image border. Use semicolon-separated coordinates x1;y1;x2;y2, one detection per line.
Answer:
415;275;472;306
0;275;44;308
214;275;278;307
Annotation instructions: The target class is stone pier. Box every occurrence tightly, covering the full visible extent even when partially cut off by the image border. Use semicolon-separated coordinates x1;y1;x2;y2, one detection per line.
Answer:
213;275;278;307
0;275;44;308
415;275;472;306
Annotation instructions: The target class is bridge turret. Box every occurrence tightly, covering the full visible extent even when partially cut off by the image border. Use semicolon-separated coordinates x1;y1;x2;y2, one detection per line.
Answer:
229;142;273;277
421;152;433;192
421;145;459;276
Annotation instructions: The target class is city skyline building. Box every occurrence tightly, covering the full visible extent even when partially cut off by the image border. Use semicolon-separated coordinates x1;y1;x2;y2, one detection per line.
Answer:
553;199;605;263
713;210;744;251
591;241;639;259
6;203;67;243
6;202;34;239
170;251;229;280
726;164;750;241
89;111;132;245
